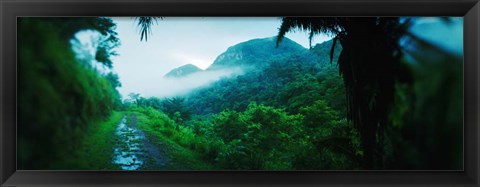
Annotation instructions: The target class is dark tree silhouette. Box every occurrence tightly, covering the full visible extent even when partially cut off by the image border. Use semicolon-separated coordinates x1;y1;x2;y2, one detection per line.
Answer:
277;17;411;169
136;17;162;41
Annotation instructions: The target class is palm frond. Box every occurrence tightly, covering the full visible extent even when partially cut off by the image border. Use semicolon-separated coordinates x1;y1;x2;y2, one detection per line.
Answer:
276;17;343;47
136;17;162;42
276;18;295;47
330;36;338;64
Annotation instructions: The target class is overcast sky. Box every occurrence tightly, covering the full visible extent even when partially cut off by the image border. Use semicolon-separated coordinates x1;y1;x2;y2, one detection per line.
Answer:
107;17;331;98
74;17;462;99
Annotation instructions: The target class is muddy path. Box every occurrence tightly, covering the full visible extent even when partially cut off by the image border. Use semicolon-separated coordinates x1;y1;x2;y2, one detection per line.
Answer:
112;114;169;170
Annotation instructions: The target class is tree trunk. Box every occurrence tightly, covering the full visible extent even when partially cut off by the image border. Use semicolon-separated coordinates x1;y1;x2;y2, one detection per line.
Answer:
340;18;399;169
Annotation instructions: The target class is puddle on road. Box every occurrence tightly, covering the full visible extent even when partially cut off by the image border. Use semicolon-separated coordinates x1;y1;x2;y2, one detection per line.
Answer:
112;117;146;170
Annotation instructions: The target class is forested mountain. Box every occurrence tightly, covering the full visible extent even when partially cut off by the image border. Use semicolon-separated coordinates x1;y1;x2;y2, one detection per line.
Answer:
170;37;361;169
184;37;344;116
310;39;342;65
206;37;309;71
132;37;361;170
164;64;203;78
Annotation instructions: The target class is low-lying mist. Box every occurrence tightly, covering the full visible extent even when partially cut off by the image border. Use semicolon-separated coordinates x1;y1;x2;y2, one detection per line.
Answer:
125;67;244;99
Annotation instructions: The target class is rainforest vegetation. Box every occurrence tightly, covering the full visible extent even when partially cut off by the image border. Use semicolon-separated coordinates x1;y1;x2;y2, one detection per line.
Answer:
17;17;463;170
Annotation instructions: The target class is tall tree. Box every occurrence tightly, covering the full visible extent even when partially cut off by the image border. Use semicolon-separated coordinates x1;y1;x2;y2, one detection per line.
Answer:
277;17;411;169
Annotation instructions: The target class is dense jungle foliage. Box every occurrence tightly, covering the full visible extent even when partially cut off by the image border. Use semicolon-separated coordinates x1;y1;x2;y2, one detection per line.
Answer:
17;17;462;170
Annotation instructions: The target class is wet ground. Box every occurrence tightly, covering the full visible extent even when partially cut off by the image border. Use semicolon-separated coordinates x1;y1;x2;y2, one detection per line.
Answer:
112;115;168;170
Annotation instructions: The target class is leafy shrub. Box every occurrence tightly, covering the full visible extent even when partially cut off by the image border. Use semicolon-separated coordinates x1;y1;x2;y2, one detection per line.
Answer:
17;18;120;169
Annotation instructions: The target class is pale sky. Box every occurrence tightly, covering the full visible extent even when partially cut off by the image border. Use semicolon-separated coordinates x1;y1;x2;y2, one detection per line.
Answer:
73;17;462;99
108;17;331;98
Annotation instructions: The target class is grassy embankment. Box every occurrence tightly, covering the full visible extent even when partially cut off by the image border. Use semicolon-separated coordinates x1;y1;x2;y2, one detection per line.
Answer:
52;107;216;170
130;107;217;170
50;111;124;170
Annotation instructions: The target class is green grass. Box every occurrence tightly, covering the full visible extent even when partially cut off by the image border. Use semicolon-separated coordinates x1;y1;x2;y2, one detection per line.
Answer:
132;111;216;170
50;111;124;170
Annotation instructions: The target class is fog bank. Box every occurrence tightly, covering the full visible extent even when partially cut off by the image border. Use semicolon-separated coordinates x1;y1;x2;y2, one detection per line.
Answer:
118;67;243;99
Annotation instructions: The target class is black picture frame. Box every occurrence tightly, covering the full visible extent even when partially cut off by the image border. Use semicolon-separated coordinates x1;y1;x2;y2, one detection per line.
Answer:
1;0;479;186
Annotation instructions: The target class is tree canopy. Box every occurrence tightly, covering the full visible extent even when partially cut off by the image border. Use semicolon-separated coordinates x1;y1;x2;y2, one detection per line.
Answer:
277;17;411;169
